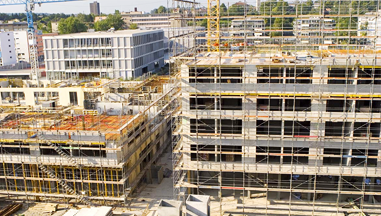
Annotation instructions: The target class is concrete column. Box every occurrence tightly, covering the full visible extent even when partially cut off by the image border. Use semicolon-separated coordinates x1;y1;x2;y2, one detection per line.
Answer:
214;66;217;83
146;166;153;184
313;65;328;85
320;122;326;137
246;145;256;164
349;122;355;138
354;67;359;85
246;121;256;137
346;149;352;167
182;117;191;164
310;122;321;138
309;148;322;167
277;174;282;200
247;174;251;198
338;176;343;202
244;65;257;83
24;91;36;106
311;98;323;112
307;175;313;201
369;177;375;203
215;145;218;162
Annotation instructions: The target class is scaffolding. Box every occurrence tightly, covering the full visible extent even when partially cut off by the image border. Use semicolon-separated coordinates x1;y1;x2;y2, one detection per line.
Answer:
169;0;381;215
0;76;178;204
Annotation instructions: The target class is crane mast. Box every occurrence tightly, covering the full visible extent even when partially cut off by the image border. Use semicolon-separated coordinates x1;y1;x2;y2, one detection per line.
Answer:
207;0;220;52
26;0;39;83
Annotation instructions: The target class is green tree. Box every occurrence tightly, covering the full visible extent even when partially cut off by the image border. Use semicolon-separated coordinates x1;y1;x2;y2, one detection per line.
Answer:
58;17;87;34
46;21;52;33
296;0;317;15
197;19;207;28
94;19;110;31
270;18;292;36
220;20;231;28
106;13;124;30
76;13;94;23
258;0;293;37
157;6;167;14
220;3;228;16
129;23;138;29
335;17;357;37
228;4;245;16
94;13;125;31
228;2;256;16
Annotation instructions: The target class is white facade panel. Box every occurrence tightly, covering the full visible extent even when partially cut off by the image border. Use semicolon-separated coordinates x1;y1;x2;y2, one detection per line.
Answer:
14;31;30;63
0;32;17;66
43;30;165;80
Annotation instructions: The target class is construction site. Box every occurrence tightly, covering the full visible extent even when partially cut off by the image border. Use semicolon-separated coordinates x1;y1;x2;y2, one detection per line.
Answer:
1;0;381;215
0;75;178;205
168;0;381;215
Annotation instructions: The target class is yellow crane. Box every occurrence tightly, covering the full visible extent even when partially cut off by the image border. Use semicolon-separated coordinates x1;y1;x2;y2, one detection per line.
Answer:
207;0;220;52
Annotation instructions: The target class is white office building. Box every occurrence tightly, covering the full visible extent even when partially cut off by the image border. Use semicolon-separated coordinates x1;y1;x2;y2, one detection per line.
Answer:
121;9;184;30
43;29;165;80
0;32;17;66
121;11;171;29
358;13;381;49
163;26;205;61
14;31;30;63
230;18;265;37
0;31;30;66
294;17;336;45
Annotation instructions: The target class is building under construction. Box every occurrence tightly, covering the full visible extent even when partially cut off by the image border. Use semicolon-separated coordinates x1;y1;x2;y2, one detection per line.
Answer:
169;0;381;214
0;75;178;204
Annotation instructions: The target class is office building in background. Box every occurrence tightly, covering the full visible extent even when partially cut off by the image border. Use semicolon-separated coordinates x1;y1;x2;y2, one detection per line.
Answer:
90;1;100;15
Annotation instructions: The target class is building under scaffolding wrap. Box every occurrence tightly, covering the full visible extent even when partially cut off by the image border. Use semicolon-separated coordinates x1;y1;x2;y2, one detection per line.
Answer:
169;0;381;214
0;75;178;204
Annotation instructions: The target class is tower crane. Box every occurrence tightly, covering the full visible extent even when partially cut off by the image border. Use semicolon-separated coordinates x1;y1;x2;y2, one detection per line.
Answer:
207;0;220;52
0;0;81;83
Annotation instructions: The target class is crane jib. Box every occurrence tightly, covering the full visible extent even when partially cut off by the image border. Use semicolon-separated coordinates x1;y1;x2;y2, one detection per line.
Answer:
0;0;80;6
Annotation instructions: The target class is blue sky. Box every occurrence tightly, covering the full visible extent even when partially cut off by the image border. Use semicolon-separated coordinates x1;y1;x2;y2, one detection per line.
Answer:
0;0;259;15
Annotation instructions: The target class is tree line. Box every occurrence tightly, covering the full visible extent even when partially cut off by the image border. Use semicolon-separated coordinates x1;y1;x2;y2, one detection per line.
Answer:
1;0;378;37
0;11;129;34
188;0;379;39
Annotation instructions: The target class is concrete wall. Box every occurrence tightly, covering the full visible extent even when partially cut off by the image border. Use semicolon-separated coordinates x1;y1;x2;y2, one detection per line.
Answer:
156;200;182;216
0;86;85;107
186;195;210;216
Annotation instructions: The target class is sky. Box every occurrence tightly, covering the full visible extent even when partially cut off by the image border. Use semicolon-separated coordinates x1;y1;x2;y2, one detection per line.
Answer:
0;0;259;15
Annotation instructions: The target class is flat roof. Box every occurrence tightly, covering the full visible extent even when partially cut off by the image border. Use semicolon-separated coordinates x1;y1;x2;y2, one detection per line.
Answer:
43;29;163;39
232;18;265;21
185;50;381;66
0;113;134;133
0;69;31;76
